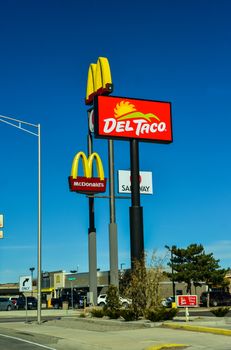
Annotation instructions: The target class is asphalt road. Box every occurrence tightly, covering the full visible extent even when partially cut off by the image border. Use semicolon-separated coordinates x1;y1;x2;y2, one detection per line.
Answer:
0;316;60;323
0;328;59;350
0;317;231;350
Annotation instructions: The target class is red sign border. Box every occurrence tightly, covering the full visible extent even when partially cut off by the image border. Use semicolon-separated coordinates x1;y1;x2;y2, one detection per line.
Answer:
93;95;173;144
176;295;198;308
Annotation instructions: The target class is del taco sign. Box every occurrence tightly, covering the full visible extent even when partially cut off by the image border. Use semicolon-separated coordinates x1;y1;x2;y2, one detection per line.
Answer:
94;95;172;143
68;152;107;194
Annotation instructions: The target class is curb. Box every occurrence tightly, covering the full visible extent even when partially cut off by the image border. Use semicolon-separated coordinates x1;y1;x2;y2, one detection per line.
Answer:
163;322;231;336
144;344;188;350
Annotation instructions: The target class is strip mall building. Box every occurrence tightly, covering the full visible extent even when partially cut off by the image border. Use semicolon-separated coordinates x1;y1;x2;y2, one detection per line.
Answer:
0;269;230;307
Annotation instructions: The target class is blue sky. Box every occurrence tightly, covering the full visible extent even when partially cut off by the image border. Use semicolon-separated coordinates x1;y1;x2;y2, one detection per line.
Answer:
0;0;231;283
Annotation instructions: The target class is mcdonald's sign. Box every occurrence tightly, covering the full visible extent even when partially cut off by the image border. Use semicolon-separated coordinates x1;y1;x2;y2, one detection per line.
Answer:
85;57;113;105
68;152;107;194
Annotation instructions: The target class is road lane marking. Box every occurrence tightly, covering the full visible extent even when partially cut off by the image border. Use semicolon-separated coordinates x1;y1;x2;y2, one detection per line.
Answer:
0;333;57;349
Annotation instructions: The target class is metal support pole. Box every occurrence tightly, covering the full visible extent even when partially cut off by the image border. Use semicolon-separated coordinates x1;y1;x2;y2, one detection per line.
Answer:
71;281;73;309
0;115;42;323
87;132;97;305
171;249;176;297
129;139;144;268
37;123;42;324
108;139;119;288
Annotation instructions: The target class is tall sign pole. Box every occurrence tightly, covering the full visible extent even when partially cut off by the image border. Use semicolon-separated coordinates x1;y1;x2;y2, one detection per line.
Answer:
87;131;97;305
129;139;144;266
108;139;119;287
86;57;119;288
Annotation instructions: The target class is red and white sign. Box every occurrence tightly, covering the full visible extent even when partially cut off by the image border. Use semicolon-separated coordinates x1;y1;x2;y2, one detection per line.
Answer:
69;176;106;194
118;170;153;194
177;295;198;307
94;95;172;143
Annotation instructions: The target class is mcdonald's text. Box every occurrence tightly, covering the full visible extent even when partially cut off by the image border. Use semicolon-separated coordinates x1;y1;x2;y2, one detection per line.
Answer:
69;176;107;194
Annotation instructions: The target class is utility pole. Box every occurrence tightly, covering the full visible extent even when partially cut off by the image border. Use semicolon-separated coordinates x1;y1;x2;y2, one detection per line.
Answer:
129;139;144;267
87;130;97;305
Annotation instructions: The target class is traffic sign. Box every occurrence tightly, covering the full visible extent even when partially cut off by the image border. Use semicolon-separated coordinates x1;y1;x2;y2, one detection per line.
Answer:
68;277;76;281
19;275;32;292
0;215;3;228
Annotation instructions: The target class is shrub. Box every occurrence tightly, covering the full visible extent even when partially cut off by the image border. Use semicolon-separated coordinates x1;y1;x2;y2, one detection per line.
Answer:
104;308;121;319
210;307;230;317
79;312;86;318
123;252;165;317
90;308;104;318
145;307;179;322
105;285;120;311
120;308;137;321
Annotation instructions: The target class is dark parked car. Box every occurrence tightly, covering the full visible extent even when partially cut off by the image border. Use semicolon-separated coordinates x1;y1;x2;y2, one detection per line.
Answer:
0;297;16;311
51;293;87;309
16;296;38;310
9;297;18;306
200;291;231;307
161;296;175;307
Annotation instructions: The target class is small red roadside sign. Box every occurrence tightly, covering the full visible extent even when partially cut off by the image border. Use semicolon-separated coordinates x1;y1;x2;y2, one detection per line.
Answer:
177;295;198;307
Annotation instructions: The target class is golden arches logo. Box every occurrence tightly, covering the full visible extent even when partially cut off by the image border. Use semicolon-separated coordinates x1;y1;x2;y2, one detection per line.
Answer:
71;152;104;180
69;152;107;194
85;57;113;105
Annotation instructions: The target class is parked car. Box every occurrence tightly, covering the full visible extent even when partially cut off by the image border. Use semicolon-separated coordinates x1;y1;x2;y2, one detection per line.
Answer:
161;296;175;307
200;291;231;307
0;297;16;311
97;294;131;308
9;297;18;306
16;296;38;310
51;294;87;309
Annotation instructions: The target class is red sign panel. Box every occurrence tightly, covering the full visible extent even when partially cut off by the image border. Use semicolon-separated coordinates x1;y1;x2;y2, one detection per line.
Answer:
68;176;107;194
94;95;172;143
177;295;198;307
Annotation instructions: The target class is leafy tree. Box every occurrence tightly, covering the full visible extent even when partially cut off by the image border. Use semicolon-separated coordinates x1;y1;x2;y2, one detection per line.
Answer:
166;243;227;294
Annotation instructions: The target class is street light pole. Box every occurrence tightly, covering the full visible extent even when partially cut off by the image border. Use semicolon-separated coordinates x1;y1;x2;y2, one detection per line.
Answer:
37;123;42;323
120;263;125;271
0;115;42;324
165;245;176;297
70;270;77;309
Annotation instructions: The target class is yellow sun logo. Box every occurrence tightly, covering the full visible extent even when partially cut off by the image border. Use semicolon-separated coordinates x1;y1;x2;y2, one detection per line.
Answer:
113;101;160;122
114;101;136;118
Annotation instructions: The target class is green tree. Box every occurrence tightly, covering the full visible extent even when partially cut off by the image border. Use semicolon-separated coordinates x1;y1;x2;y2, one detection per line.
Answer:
166;244;227;294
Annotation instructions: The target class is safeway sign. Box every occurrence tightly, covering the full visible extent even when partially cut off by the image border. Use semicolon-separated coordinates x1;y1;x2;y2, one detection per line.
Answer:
118;170;153;194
